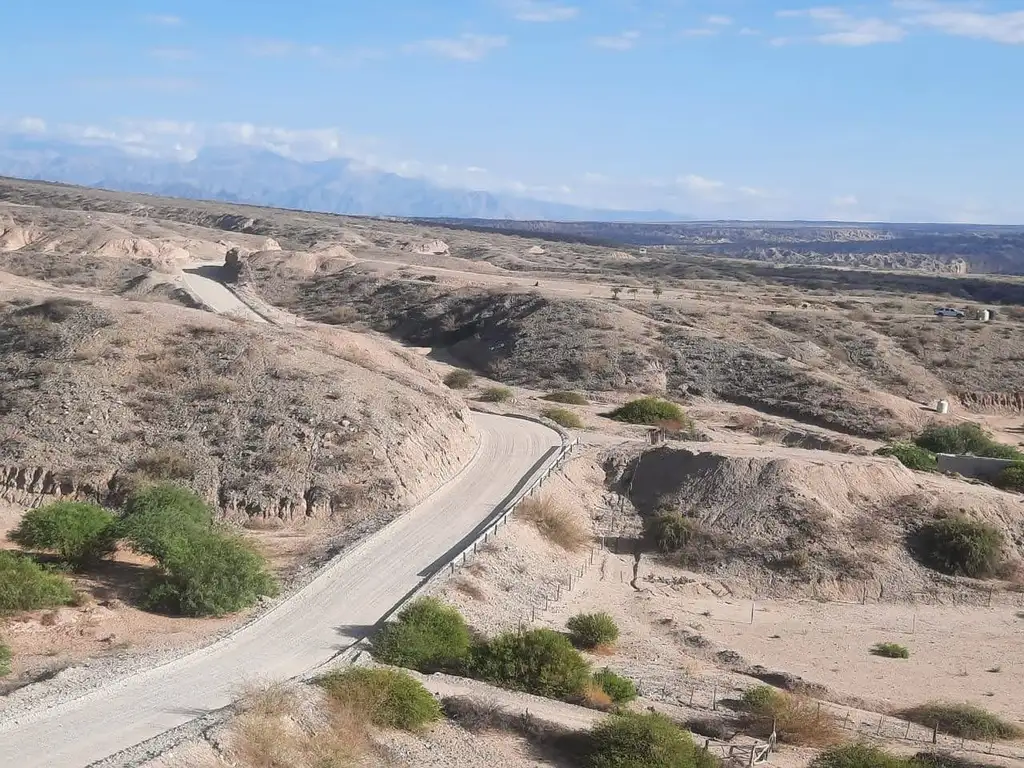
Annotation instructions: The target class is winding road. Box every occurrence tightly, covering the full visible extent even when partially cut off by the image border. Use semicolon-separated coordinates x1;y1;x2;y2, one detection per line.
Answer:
0;264;564;767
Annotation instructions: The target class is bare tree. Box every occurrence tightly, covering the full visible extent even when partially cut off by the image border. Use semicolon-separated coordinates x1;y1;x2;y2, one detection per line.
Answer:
628;287;640;299
652;283;664;298
611;286;623;300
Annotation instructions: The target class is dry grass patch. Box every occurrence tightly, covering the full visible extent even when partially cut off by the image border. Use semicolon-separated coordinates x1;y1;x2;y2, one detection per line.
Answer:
741;685;844;747
900;702;1023;741
454;577;486;601
579;680;615;711
516;495;589;552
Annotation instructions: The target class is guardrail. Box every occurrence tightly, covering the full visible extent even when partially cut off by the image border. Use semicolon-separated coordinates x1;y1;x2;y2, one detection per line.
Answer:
326;416;579;669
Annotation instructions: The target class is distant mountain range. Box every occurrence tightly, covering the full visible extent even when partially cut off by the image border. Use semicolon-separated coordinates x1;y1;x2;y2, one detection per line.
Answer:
0;135;683;222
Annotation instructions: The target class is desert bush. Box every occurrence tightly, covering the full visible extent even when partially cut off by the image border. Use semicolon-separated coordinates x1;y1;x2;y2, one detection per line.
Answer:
0;642;10;677
994;463;1024;492
322;305;361;325
911;752;1006;768
592;668;638;705
543;391;589;405
915;423;1022;461
608;398;688;427
900;702;1023;741
581;712;719;768
131;449;196;483
372;597;472;672
874;443;938;472
516;496;589;551
567;613;620;650
914;517;1005;579
9;502;118;570
741;685;843;747
0;551;76;614
119;484;212;561
647;512;698;553
444;369;476;389
580;680;615;710
478;386;513;403
871;642;910;659
469;628;591;699
318;667;442;731
541;407;584;429
811;743;912;768
143;531;278;617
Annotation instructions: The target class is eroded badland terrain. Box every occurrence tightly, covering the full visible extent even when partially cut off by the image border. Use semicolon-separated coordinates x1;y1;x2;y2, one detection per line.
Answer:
1;176;1023;767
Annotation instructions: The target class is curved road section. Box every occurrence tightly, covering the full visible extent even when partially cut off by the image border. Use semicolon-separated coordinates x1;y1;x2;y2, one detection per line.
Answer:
0;414;561;768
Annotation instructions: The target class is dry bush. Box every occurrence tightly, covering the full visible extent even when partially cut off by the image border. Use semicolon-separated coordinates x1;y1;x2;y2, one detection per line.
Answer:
579;680;615;711
516;495;589;552
190;376;238;400
741;686;843;747
454;577;486;601
132;448;196;482
136;357;188;388
321;306;360;325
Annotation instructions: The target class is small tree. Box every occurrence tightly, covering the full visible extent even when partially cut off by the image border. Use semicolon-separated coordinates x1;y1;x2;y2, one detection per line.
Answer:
372;598;472;671
119;484;212;561
567;612;620;649
652;284;664;298
469;628;591;699
627;287;640;298
9;502;118;570
143;531;278;617
610;286;623;301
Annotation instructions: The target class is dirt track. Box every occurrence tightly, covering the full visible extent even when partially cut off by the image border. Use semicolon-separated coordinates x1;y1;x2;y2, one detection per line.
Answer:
0;413;562;768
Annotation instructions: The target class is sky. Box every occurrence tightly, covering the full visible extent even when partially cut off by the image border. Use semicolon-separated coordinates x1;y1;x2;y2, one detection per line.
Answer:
1;0;1023;222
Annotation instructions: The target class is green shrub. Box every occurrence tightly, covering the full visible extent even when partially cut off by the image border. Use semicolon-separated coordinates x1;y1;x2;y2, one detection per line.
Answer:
593;668;638;705
582;712;718;768
871;642;910;659
9;502;118;570
742;685;782;713
478;386;513;403
874;443;938;472
541;407;584;429
646;513;697;553
0;642;11;677
911;752;1005;768
543;391;589;405
143;531;278;617
741;685;843;746
119;484;212;561
994;463;1024;492
371;598;472;672
914;517;1005;579
469;628;590;699
567;612;620;650
0;551;76;614
811;743;912;768
318;667;442;731
608;398;687;427
900;702;1023;741
444;369;476;389
915;423;1022;461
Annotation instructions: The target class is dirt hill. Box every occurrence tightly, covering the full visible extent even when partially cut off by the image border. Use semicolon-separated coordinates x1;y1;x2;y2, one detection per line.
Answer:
0;277;475;524
605;441;1024;598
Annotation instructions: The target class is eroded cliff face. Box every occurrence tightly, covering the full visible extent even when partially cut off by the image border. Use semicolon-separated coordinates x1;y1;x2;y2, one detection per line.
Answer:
959;391;1024;413
0;293;476;523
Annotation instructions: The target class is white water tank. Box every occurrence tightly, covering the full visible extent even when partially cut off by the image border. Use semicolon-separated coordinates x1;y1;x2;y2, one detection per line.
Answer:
981;309;991;322
937;400;950;414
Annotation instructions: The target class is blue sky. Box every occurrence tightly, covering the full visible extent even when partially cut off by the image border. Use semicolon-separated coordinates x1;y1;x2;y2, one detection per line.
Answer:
1;0;1023;221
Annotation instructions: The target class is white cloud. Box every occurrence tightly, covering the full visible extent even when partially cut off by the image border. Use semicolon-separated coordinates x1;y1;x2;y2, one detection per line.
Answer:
592;30;641;50
16;117;47;134
739;27;762;36
680;28;717;38
508;1;579;22
706;15;733;26
678;174;726;194
406;34;508;61
466;166;488;173
143;14;182;26
896;1;1024;45
777;7;905;46
149;47;195;61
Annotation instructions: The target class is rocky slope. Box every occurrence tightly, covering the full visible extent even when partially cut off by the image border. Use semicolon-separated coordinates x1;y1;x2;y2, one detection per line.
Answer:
0;279;475;524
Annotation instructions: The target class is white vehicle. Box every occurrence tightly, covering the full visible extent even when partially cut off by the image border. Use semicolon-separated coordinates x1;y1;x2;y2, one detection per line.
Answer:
934;307;965;318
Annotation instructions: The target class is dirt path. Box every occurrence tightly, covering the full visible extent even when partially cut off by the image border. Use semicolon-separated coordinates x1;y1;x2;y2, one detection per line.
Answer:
180;262;266;323
0;415;562;768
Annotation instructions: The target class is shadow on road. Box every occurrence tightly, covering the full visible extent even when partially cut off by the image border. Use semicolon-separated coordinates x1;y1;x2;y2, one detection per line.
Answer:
184;263;230;281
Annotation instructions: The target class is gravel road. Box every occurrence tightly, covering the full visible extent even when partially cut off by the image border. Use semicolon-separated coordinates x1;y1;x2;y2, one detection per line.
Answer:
181;263;266;322
0;413;561;768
